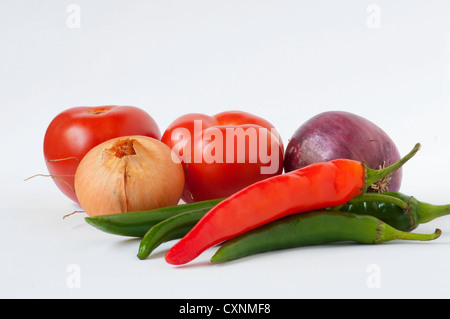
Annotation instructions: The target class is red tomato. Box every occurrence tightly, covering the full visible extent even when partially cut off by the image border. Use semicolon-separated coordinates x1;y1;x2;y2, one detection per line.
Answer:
43;105;161;203
161;110;284;203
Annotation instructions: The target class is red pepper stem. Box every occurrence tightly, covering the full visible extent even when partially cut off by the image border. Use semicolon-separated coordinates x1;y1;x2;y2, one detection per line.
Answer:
364;143;421;191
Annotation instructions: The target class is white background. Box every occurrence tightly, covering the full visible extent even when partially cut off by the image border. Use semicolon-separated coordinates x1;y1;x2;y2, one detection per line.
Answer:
1;0;450;299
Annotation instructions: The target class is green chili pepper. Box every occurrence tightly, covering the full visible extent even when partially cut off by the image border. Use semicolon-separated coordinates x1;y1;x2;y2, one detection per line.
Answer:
338;192;450;232
135;191;450;261
211;211;442;263
136;191;449;259
84;198;223;237
137;209;206;260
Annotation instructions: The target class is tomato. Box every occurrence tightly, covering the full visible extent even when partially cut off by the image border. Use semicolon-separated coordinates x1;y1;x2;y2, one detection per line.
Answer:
161;110;284;203
43;105;161;203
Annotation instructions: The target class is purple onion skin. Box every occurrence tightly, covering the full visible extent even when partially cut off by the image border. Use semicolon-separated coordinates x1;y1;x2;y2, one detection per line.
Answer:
284;111;402;192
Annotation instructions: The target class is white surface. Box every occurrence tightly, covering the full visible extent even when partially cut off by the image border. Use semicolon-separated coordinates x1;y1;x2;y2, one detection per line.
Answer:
2;0;450;299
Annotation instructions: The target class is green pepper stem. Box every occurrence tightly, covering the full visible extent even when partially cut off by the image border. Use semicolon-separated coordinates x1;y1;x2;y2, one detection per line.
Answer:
417;202;450;224
364;143;421;191
348;193;408;210
378;224;442;244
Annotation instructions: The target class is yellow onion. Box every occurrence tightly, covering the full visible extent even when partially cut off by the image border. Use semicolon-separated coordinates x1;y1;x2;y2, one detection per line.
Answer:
74;135;185;217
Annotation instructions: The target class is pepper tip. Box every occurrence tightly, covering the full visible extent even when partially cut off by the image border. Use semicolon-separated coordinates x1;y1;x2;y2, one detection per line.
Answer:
165;246;187;265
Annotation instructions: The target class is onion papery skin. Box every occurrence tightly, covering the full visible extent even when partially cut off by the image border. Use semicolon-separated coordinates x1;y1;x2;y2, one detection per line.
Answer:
74;135;185;217
284;111;402;192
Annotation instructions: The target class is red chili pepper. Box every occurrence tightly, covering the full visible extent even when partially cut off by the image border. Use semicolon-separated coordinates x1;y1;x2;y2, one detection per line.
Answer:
165;143;420;265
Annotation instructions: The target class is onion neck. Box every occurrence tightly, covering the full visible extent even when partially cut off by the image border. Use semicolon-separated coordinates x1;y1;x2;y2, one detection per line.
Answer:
364;143;421;192
108;138;137;159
